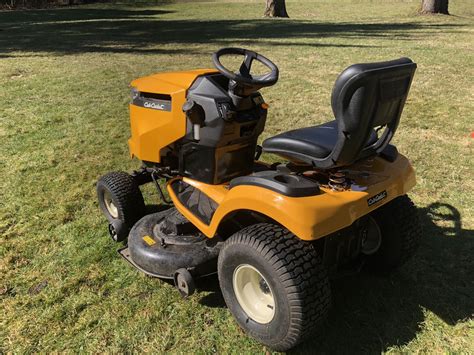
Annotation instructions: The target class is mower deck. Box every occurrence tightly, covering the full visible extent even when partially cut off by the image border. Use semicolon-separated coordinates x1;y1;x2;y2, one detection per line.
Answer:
118;246;170;278
124;208;223;280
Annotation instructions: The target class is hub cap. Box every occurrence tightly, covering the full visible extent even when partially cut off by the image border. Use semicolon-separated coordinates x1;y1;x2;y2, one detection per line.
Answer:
361;217;382;255
232;264;275;324
103;190;119;219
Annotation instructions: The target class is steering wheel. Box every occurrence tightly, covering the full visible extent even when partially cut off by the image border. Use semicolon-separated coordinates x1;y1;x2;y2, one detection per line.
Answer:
212;47;279;96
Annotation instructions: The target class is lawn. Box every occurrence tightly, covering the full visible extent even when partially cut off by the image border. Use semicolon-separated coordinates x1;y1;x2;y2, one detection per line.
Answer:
1;0;473;353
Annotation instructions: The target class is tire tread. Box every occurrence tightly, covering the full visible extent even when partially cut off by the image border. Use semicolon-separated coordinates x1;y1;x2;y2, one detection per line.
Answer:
370;194;421;269
221;223;331;350
97;171;145;227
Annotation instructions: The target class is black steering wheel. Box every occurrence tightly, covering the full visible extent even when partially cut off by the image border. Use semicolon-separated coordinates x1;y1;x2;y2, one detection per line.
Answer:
212;47;279;96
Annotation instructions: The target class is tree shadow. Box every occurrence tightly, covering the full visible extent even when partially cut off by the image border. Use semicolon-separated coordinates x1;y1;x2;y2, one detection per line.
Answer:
196;203;473;353
0;7;466;56
296;202;474;353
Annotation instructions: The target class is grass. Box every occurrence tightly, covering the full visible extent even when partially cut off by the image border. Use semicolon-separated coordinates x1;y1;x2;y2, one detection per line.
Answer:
1;0;473;352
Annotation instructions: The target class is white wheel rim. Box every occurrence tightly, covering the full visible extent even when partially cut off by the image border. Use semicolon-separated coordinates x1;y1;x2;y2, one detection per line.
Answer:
232;264;275;324
103;190;119;219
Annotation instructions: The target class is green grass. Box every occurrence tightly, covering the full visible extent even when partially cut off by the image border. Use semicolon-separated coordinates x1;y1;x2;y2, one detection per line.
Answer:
1;0;473;353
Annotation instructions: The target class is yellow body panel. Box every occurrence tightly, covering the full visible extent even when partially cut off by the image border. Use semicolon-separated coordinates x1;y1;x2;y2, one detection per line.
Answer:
167;155;416;241
128;69;217;162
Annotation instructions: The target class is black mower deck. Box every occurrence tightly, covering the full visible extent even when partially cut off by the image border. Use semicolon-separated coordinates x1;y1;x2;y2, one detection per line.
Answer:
123;208;223;280
118;246;172;279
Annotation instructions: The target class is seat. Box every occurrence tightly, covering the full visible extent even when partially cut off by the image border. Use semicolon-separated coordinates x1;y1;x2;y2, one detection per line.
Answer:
263;58;417;169
263;121;378;162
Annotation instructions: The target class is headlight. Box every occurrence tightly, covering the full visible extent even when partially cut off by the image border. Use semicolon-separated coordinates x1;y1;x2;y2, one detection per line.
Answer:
130;87;140;101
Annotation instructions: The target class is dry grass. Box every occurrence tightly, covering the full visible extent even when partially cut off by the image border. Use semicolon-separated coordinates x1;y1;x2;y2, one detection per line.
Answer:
1;0;473;353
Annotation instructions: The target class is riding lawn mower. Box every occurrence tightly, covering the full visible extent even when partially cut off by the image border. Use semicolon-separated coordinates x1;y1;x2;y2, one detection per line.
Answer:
96;48;421;351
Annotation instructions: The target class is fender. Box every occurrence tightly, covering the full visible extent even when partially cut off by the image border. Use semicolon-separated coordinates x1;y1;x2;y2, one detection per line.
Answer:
167;154;416;241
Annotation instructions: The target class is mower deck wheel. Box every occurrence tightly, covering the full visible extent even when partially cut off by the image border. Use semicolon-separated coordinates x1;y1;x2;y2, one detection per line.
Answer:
218;223;331;351
174;268;195;298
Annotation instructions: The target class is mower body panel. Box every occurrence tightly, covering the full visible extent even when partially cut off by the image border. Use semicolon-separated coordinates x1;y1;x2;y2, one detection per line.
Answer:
167;154;416;241
128;69;217;163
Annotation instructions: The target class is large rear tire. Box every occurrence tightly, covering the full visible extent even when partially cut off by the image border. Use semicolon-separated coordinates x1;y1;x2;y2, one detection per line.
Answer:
97;171;145;242
367;194;421;271
218;223;331;351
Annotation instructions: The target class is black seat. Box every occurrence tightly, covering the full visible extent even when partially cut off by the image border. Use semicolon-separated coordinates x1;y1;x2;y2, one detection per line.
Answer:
263;121;378;161
263;58;417;169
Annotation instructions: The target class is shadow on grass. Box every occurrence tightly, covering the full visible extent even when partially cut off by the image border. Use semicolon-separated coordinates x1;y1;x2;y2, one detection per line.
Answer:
0;7;466;56
197;203;474;353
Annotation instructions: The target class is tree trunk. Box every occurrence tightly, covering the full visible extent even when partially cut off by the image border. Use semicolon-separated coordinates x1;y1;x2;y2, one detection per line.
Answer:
421;0;449;14
264;0;289;18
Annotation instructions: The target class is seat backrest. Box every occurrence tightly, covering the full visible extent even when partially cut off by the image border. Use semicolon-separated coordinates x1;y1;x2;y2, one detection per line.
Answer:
319;58;416;169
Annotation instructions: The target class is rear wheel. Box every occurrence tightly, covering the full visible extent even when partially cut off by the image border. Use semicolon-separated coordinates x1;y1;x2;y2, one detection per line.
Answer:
218;223;331;351
97;171;145;242
367;194;421;270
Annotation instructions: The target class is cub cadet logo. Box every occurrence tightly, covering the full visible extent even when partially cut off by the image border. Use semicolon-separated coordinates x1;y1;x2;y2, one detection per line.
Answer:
144;101;166;110
367;190;387;207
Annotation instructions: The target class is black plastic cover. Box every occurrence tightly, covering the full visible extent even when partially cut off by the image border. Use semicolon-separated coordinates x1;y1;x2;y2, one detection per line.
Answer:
229;171;320;197
171;180;218;225
380;144;399;162
179;73;267;184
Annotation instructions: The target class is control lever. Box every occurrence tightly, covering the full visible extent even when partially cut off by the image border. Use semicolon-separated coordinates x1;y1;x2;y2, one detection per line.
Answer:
218;102;236;121
182;100;205;141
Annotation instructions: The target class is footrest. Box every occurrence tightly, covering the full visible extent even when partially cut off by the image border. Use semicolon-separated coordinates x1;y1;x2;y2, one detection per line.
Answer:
229;171;320;197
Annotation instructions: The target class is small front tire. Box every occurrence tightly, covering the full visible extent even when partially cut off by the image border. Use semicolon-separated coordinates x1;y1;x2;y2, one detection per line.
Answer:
97;171;145;242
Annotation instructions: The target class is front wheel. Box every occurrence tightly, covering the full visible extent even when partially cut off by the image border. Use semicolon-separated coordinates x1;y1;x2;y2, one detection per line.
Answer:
97;171;145;242
218;223;331;351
